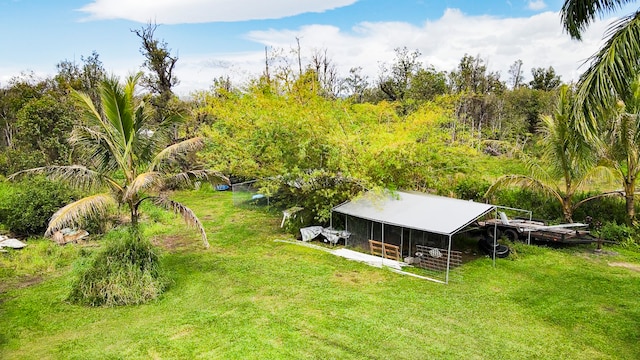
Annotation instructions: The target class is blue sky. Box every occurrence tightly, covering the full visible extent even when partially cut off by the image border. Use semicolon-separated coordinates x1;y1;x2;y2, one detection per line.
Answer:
0;0;632;95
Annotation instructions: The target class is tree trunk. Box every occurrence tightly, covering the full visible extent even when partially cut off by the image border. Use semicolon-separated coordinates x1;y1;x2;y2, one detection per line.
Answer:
562;197;573;223
624;181;636;225
130;201;139;227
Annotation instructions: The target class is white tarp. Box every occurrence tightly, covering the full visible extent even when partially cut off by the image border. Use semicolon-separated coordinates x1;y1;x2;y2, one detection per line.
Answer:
332;191;495;236
0;236;27;249
300;226;351;244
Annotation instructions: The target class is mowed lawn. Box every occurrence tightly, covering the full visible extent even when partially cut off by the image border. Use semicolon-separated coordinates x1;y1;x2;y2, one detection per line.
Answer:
1;189;640;359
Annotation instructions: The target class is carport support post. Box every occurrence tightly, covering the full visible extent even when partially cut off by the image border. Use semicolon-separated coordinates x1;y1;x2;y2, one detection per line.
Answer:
493;208;498;268
400;227;404;259
409;230;413;258
382;223;385;266
445;234;452;284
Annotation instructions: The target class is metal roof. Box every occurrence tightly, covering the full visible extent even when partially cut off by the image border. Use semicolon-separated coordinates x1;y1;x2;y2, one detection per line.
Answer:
332;191;495;236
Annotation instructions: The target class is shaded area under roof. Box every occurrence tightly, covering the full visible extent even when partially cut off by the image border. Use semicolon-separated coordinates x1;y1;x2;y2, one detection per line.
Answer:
332;191;495;236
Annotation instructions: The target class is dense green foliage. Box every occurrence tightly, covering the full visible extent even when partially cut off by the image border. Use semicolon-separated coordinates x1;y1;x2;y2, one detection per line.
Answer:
0;177;77;235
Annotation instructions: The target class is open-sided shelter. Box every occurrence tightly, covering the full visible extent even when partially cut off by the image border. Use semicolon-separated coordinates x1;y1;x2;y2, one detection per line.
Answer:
331;191;496;283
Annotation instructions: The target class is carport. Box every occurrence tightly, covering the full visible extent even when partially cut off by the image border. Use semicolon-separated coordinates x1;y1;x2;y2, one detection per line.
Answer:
331;190;496;283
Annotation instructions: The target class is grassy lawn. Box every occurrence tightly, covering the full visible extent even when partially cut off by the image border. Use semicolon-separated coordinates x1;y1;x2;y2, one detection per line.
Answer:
1;188;640;359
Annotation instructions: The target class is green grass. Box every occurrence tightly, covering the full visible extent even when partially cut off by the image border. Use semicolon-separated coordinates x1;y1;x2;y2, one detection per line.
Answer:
1;189;640;359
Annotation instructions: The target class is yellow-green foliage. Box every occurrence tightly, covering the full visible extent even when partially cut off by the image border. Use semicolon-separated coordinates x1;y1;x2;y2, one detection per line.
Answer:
198;87;493;192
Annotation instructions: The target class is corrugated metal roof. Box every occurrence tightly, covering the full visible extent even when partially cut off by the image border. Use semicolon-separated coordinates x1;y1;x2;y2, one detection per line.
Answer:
332;191;495;236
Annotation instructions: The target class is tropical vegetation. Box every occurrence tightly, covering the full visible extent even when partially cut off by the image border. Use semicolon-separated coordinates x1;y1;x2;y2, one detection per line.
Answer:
1;10;640;358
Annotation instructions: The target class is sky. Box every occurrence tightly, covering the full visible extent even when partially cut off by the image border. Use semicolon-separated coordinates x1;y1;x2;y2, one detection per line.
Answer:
0;0;635;95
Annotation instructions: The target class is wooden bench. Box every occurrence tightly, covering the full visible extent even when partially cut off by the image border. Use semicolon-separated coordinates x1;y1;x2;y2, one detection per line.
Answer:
368;239;401;261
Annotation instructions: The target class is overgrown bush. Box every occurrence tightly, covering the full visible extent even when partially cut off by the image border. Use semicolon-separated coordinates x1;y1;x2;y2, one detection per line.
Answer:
573;194;630;226
597;222;637;244
0;176;111;236
454;176;490;201
0;176;77;235
490;188;563;222
264;169;367;233
68;227;169;307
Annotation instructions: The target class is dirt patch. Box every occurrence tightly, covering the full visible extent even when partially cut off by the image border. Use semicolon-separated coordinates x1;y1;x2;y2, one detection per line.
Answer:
0;275;43;295
152;234;192;250
333;270;385;285
608;262;640;272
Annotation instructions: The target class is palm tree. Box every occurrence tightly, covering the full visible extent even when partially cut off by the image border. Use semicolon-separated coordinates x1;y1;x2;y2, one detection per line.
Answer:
561;1;640;132
486;86;603;223
595;75;640;224
10;73;227;247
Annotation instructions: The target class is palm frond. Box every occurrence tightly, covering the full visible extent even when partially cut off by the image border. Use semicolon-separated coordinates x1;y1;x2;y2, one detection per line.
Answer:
70;126;121;173
101;75;133;145
9;165;122;193
123;172;162;201
485;174;563;204
575;12;640;134
561;0;635;39
150;137;206;171
45;193;115;237
72;91;103;124
150;196;209;248
574;164;618;190
73;84;130;174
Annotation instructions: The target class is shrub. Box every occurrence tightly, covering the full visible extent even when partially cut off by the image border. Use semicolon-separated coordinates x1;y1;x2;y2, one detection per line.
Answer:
68;227;169;307
490;188;562;222
597;222;637;244
0;177;77;235
265;169;366;233
454;176;490;201
573;194;629;225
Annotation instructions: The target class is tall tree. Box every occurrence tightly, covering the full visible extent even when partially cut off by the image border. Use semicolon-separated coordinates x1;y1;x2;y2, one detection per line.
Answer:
309;48;341;98
377;47;447;113
561;0;640;131
508;59;525;89
378;47;422;103
529;66;562;91
448;54;504;94
54;51;105;105
486;86;601;222
133;23;179;113
597;75;640;224
344;67;369;103
10;74;227;246
448;54;505;141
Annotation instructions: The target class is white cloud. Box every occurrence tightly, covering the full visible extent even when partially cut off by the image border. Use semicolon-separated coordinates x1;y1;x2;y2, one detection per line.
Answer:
527;1;547;11
173;8;614;95
78;0;358;24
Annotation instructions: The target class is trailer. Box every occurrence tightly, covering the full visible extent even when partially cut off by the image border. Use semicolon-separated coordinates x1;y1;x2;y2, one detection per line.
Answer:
478;212;602;245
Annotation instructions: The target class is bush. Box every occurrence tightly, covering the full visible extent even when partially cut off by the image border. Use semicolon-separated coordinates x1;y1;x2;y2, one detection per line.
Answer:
0;177;77;235
68;227;170;307
597;222;637;244
488;188;632;225
573;194;630;225
454;176;490;201
265;169;366;233
490;188;562;222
